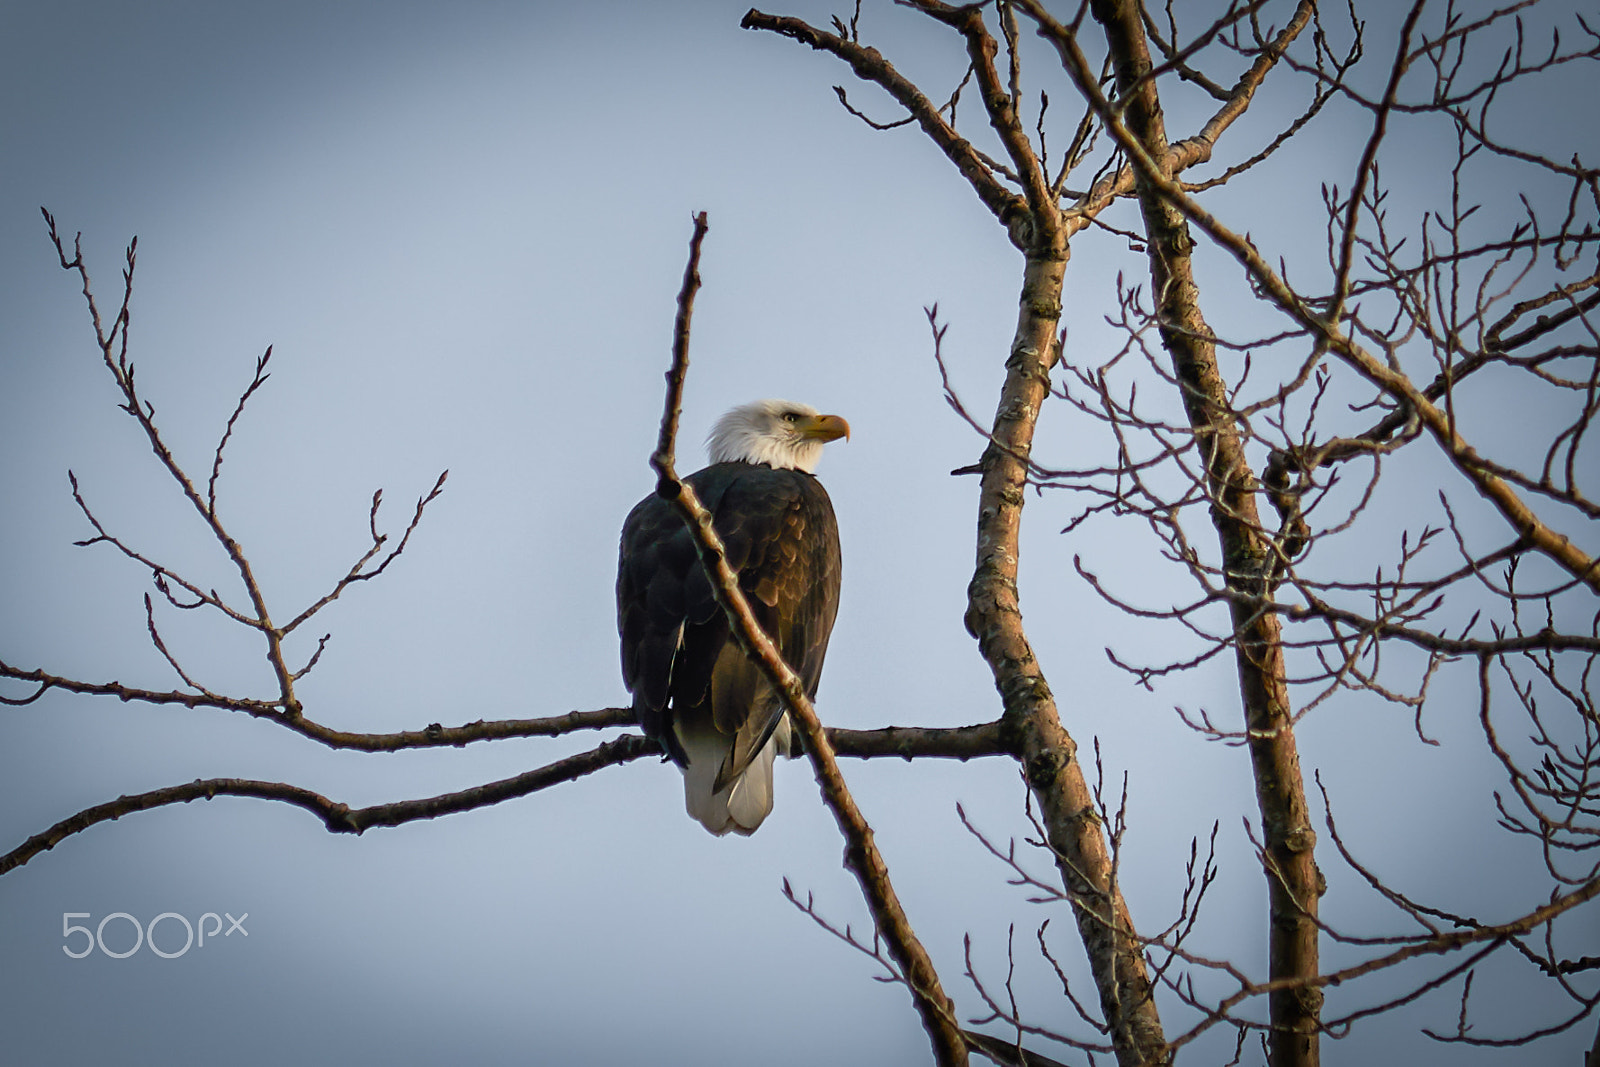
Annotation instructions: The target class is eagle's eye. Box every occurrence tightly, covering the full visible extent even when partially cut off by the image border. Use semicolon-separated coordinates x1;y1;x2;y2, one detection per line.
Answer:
782;412;800;423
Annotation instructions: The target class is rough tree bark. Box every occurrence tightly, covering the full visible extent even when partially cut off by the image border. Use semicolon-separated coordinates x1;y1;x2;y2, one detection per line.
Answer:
965;219;1170;1066
1084;2;1322;1063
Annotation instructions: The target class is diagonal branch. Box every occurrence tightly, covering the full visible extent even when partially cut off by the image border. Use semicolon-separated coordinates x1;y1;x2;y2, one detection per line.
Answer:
1051;53;1600;594
648;213;969;1067
281;470;450;636
208;345;273;517
741;8;1028;238
902;0;1058;231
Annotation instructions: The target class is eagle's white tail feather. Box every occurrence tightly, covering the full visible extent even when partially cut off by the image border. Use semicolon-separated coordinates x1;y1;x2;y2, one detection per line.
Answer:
676;716;790;836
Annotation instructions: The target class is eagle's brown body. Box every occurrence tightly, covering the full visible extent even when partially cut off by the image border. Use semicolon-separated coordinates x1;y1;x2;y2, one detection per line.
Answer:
616;401;846;835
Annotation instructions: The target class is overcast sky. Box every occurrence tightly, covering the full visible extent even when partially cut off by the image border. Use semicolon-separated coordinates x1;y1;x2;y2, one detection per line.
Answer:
1;2;1594;1064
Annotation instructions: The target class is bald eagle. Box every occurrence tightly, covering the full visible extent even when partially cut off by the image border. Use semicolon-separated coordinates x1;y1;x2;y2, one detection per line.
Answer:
617;399;848;835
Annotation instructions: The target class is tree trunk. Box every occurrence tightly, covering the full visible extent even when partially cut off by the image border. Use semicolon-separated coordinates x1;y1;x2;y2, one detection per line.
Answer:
1089;1;1322;1063
967;242;1170;1067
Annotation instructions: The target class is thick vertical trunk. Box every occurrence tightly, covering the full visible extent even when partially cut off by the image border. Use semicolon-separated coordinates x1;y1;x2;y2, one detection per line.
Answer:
966;245;1169;1066
1088;2;1322;1063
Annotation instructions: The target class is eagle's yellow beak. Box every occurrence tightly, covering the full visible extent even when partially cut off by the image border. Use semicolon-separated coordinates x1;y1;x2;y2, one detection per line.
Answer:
800;413;850;443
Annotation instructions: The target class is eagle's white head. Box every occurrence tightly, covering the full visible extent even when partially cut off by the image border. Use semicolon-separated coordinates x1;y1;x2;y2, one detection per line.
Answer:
707;399;850;473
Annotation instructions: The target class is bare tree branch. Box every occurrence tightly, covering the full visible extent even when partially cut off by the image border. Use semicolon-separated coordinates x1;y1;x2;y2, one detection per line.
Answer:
0;735;658;877
647;213;970;1066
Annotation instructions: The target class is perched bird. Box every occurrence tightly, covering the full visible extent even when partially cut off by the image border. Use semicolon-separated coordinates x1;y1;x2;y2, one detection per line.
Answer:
617;399;848;835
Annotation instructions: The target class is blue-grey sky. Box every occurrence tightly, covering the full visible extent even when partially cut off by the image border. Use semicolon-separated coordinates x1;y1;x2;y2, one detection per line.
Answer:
2;2;1593;1064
